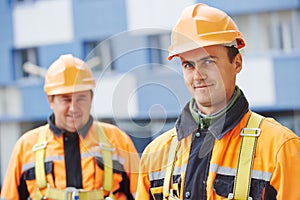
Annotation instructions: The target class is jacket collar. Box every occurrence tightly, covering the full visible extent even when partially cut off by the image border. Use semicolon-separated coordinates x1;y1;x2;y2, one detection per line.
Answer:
48;114;94;138
176;88;249;141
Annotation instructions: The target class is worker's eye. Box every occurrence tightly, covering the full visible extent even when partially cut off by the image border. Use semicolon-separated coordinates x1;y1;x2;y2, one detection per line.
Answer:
203;59;215;66
59;96;71;102
77;97;86;103
182;61;194;69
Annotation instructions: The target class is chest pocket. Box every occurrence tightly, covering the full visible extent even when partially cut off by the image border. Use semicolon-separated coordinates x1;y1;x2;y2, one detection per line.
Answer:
213;174;270;200
150;183;180;200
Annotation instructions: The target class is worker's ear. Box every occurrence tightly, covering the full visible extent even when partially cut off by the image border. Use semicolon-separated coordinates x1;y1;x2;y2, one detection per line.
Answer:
234;53;243;73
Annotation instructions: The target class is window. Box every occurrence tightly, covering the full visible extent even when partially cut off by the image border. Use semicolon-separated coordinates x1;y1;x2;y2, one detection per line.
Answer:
147;33;170;68
11;0;37;6
83;39;114;72
13;48;39;80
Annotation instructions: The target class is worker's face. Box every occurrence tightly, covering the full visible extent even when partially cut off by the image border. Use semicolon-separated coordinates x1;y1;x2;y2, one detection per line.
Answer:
48;90;93;132
179;45;242;115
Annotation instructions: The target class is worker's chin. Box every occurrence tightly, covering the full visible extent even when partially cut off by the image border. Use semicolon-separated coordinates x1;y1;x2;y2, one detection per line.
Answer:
66;119;81;132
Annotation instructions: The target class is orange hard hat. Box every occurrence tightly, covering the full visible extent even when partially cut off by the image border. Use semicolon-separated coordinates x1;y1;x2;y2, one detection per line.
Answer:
168;3;246;60
44;54;96;95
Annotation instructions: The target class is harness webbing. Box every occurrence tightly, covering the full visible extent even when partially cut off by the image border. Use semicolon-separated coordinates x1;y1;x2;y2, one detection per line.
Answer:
33;125;48;200
163;112;263;200
33;122;115;200
229;112;264;200
94;123;114;198
163;130;179;199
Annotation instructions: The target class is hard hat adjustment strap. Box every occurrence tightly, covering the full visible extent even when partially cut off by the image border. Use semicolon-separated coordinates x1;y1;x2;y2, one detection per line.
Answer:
228;112;264;200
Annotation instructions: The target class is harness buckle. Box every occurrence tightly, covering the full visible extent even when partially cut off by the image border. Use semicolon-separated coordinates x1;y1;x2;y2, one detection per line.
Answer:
228;193;253;200
65;187;82;200
240;128;261;137
169;189;180;200
32;142;47;151
228;193;234;199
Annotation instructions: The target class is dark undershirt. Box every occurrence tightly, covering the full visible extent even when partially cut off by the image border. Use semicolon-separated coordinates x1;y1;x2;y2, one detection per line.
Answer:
63;131;83;188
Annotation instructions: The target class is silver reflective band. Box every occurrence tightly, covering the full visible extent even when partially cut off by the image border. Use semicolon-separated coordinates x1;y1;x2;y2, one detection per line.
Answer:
32;141;47;151
240;128;261;137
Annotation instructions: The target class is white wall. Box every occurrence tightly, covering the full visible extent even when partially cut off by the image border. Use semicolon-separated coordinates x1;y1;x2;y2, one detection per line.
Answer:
13;0;73;48
0;87;22;117
237;56;276;107
0;123;21;183
126;0;195;33
92;73;139;119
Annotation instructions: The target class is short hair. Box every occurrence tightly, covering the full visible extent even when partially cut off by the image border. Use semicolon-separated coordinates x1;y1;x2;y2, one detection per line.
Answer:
226;46;240;63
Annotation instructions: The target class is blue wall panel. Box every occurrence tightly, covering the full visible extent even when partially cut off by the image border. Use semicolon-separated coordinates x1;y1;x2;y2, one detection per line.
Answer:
0;1;14;84
111;33;150;73
135;70;190;119
39;42;83;70
73;0;127;40
273;54;300;109
19;83;51;120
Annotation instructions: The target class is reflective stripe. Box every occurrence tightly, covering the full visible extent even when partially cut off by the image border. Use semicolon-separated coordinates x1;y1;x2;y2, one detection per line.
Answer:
149;164;187;181
87;151;125;165
209;163;272;181
23;153;125;173
22;155;64;172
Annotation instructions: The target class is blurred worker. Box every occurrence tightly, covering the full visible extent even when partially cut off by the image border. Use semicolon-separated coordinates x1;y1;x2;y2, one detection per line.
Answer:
1;54;140;200
136;3;300;200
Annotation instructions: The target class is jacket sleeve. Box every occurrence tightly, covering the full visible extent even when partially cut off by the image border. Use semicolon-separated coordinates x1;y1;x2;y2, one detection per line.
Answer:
1;138;25;200
136;140;154;200
136;162;151;200
124;136;140;199
271;137;300;199
104;124;141;199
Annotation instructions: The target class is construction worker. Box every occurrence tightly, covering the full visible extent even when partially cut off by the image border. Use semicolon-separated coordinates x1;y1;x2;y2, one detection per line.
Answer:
136;3;300;200
1;54;140;200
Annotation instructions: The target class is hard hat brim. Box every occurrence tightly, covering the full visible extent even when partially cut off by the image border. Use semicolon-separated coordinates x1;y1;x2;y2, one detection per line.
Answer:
45;84;95;96
168;31;245;60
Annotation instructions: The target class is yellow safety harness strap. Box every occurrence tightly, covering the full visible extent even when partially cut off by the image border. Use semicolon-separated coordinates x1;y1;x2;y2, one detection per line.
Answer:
45;187;105;200
33;122;115;200
33;124;48;199
79;190;105;199
163;129;179;199
95;122;115;199
229;112;264;200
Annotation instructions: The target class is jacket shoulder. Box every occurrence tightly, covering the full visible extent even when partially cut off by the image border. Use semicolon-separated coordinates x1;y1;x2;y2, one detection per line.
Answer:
17;124;49;144
261;117;298;140
143;128;176;155
95;121;130;139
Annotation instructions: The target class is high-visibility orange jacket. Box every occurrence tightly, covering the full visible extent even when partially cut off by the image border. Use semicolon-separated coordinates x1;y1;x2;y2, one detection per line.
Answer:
1;115;140;200
136;89;300;200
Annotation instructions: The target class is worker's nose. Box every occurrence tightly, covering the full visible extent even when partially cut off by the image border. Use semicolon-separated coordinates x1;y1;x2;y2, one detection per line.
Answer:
193;65;206;80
